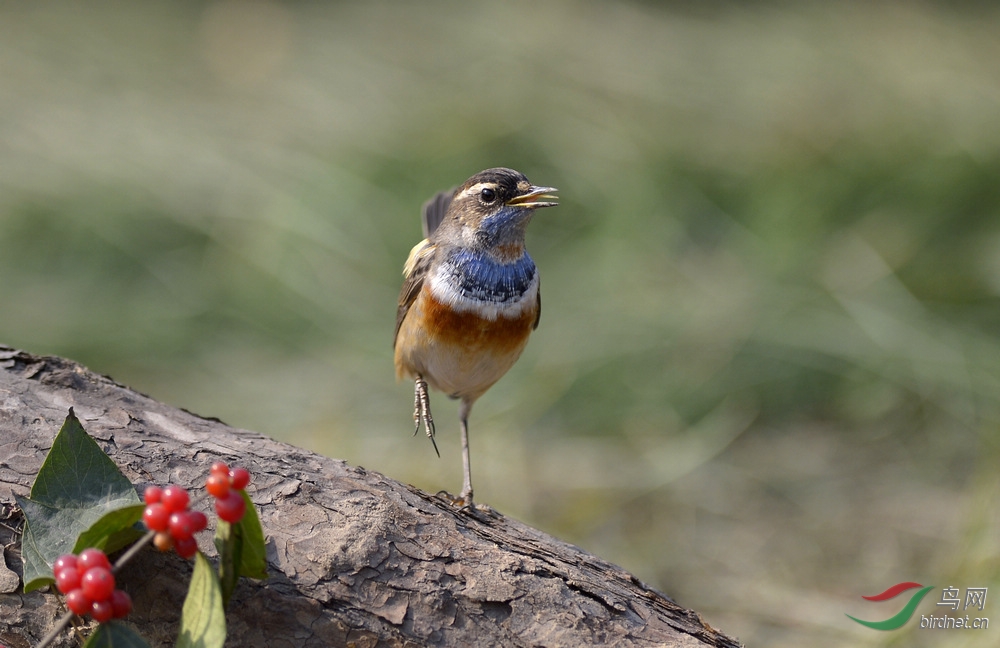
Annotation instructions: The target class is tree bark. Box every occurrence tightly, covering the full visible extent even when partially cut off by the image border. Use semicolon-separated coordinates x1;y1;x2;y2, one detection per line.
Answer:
0;345;741;648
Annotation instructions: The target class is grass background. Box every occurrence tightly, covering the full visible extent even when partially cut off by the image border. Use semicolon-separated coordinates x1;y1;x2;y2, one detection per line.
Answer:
2;1;999;645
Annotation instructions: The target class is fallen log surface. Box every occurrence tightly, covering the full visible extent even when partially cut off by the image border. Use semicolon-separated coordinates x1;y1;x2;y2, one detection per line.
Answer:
0;345;741;648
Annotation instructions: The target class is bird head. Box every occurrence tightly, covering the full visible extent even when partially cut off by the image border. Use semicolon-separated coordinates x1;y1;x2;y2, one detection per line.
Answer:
433;168;557;257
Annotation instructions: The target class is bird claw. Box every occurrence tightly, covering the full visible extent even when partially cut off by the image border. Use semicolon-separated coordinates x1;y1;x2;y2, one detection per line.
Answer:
435;490;500;518
413;377;439;457
435;489;470;507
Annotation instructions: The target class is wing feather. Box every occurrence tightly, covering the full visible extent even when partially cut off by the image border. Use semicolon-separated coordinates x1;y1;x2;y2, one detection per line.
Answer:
393;239;436;348
534;284;541;330
421;188;455;239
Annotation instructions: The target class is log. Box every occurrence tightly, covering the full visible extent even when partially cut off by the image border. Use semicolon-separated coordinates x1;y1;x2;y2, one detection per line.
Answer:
0;345;741;647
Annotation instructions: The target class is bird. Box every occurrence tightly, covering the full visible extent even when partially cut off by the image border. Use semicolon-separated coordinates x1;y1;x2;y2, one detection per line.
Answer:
393;167;558;507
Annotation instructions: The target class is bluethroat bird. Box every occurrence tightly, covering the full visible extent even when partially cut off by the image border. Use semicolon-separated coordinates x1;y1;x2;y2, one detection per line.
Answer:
393;167;558;507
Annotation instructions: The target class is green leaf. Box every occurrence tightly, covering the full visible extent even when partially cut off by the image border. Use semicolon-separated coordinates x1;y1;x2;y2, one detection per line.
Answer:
213;519;241;609
75;503;146;554
213;490;267;607
177;552;227;648
19;410;142;591
19;501;145;592
31;409;139;508
234;490;267;580
82;621;151;648
18;497;79;591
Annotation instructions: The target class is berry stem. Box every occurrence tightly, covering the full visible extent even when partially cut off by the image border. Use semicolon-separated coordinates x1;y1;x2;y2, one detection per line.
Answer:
35;610;74;648
113;530;156;574
36;531;156;648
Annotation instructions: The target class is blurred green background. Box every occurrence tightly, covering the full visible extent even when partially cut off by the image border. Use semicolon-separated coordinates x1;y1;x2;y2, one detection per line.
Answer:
3;1;999;645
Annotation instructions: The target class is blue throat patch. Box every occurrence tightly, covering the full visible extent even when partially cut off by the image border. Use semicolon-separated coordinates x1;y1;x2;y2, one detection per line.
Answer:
443;248;536;304
478;206;529;247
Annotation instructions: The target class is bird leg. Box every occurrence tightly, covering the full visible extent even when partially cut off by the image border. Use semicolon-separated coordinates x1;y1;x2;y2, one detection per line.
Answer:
435;400;497;515
413;375;439;457
458;399;473;506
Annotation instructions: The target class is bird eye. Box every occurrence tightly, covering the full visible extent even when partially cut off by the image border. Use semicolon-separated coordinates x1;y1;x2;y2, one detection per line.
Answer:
480;187;497;204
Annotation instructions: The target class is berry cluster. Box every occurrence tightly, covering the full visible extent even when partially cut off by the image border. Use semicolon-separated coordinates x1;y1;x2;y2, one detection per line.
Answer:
54;549;132;623
206;462;250;523
142;485;208;559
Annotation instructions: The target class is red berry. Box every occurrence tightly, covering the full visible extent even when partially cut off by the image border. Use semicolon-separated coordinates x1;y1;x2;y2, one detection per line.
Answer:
174;536;198;559
53;554;78;573
77;548;112;572
215;490;246;523
143;485;163;504
188;510;209;533
169;511;196;542
81;567;115;602
55;567;82;594
143;502;170;532
153;532;174;552
66;588;92;616
210;461;230;477
110;589;133;619
91;598;114;623
229;467;251;490
205;473;231;498
161;485;190;513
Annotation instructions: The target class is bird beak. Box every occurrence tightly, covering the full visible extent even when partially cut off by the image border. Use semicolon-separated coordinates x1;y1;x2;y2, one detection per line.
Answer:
507;186;559;209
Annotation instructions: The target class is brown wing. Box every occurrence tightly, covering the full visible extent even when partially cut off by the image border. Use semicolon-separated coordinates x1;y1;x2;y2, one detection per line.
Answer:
421;188;455;239
393;240;436;348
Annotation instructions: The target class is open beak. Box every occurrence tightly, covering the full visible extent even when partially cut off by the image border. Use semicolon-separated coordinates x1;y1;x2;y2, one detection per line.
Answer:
506;185;559;209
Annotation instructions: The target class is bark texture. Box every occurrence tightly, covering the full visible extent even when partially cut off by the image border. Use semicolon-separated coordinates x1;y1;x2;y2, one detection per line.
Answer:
0;345;741;648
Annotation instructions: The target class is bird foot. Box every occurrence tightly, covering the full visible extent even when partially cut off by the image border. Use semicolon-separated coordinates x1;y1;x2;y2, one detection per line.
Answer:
435;490;500;518
412;377;439;457
435;489;472;508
